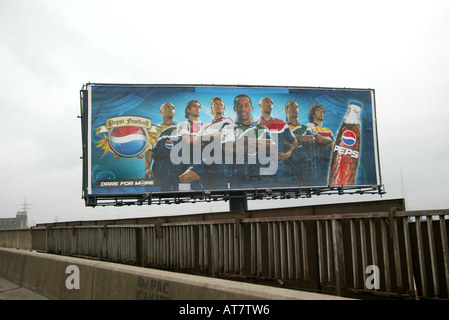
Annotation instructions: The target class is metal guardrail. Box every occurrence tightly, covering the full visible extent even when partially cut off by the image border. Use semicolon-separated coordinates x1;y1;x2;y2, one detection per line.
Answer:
2;206;449;299
46;225;138;264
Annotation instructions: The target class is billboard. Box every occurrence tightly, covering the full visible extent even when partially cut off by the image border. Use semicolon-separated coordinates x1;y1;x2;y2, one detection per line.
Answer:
80;84;383;207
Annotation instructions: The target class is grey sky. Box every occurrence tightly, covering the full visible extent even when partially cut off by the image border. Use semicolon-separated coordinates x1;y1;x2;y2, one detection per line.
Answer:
1;0;448;224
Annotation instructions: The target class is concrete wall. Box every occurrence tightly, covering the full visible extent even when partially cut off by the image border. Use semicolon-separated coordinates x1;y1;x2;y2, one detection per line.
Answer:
0;247;349;300
0;229;31;250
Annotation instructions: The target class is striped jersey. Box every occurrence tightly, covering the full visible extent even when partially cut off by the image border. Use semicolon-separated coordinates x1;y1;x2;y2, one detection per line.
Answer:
308;122;334;140
308;122;334;160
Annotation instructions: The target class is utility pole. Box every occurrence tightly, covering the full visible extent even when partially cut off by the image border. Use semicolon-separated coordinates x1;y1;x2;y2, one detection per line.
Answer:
17;197;30;228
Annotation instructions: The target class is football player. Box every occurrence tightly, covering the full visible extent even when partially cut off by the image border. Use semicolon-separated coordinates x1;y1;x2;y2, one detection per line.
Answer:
307;103;335;185
144;102;180;191
179;97;234;189
256;97;298;185
284;100;315;185
231;94;276;188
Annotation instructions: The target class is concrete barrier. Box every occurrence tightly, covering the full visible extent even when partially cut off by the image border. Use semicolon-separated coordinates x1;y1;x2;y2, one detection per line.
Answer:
0;277;47;300
0;247;25;285
0;247;351;300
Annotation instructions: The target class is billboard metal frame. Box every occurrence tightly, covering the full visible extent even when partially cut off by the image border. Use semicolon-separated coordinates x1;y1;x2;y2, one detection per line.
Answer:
80;83;385;208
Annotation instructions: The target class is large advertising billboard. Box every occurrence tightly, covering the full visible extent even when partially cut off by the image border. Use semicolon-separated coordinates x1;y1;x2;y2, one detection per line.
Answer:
80;84;383;206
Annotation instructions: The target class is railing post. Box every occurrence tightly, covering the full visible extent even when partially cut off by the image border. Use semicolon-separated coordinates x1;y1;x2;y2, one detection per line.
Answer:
46;226;51;253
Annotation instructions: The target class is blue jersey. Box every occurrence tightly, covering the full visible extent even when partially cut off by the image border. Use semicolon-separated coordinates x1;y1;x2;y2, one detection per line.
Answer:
151;122;181;191
285;122;316;186
230;121;273;186
287;121;314;163
256;117;296;179
152;122;178;162
256;117;296;153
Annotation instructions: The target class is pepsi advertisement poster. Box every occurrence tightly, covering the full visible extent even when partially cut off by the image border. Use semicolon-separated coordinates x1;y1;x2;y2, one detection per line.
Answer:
83;84;381;204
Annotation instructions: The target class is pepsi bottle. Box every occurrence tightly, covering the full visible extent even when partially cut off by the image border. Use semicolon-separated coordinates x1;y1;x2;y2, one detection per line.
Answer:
328;101;362;186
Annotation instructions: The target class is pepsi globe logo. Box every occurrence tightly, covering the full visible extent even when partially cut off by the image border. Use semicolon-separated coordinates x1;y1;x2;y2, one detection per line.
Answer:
341;130;357;146
109;126;148;158
165;140;174;149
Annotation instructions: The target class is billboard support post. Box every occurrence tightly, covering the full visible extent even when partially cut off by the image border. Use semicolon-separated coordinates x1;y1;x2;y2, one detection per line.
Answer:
229;192;248;212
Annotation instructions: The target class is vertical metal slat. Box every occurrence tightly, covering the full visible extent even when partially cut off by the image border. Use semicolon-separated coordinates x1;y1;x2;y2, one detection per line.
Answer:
416;217;427;297
381;218;391;293
439;215;449;297
350;219;359;289
427;217;439;297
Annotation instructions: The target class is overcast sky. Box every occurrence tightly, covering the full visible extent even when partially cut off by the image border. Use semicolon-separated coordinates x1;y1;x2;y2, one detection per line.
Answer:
1;0;448;225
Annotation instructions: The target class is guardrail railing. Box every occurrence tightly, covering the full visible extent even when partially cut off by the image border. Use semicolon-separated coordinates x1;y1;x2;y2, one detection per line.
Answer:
2;208;448;299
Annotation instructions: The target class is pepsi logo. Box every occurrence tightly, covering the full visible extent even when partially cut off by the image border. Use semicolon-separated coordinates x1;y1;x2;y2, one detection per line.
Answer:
109;126;148;158
165;140;174;149
341;130;356;146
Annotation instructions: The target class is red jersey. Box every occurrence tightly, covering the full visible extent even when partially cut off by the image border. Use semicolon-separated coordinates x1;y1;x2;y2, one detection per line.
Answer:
257;117;288;131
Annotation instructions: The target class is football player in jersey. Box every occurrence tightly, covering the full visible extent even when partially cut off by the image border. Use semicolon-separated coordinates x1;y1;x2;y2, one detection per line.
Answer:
176;100;204;180
179;96;235;189
284;100;315;185
177;100;203;136
231;94;276;188
256;97;298;186
307;103;335;185
144;102;180;191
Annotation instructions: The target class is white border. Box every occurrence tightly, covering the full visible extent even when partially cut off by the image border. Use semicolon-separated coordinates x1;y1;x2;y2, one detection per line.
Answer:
370;89;381;186
87;84;93;195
